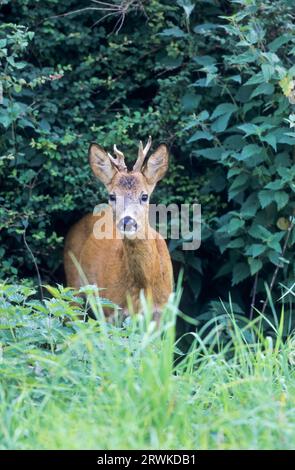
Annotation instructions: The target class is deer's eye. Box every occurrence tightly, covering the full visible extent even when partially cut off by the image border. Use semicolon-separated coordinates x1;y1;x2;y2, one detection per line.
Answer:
109;194;116;202
141;194;149;203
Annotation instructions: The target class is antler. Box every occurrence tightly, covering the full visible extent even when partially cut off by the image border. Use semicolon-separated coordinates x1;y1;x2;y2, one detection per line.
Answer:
108;144;127;171
133;136;152;171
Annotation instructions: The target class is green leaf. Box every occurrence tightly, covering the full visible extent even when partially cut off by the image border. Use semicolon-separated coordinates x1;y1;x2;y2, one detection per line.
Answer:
232;263;250;286
237;123;259;136
265;180;284;190
197;110;210;121
194;147;221;160
248;224;272;240
274;191;289;210
229;173;248;191
194;55;216;66
181;93;201;111
248;258;263;275
177;0;195;18
258;190;274;208
14;61;27;70
237;144;261;161
260;51;280;64
228;74;242;83
261;132;277;151
250;82;274;99
241;194;259;218
278;133;295;145
268;240;282;253
228;218;245;234
245;244;266;257
193;23;219;34
187;256;203;274
261;64;274;81
211;102;237;119
268;232;284;252
267;251;282;266
268;34;292;52
0;114;12;128
187;130;213;143
227;238;244;248
213;261;232;280
228;167;241;178
228;50;259;65
159;27;187;38
211;112;232;132
244;72;265;86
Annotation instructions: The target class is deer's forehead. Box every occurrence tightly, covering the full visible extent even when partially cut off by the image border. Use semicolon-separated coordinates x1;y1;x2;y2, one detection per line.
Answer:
112;173;147;194
118;175;139;190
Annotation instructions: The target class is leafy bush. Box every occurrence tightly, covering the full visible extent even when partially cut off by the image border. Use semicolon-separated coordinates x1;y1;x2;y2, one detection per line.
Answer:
0;0;294;322
183;0;295;313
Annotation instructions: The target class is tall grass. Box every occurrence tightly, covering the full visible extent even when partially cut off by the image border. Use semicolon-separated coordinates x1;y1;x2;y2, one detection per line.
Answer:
0;282;295;450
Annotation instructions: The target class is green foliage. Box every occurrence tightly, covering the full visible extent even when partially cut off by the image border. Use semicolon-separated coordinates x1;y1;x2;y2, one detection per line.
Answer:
181;0;295;301
0;0;294;320
1;283;295;449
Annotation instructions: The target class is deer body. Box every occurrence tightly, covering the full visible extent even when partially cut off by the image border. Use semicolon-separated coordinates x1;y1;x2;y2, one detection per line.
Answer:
64;138;173;316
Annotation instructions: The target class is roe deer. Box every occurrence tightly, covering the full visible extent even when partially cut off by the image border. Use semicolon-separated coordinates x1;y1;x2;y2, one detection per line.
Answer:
64;137;173;318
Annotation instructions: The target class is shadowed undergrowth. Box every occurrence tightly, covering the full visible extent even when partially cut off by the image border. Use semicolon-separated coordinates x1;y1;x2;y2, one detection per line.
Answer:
0;283;295;450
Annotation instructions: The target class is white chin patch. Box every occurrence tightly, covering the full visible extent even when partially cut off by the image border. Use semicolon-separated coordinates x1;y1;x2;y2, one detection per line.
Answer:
123;227;137;235
121;227;137;236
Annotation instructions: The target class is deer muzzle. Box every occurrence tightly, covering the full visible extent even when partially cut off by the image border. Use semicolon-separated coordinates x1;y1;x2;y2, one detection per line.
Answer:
118;216;138;235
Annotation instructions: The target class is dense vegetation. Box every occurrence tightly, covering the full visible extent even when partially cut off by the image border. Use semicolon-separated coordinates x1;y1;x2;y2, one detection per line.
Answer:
1;0;295;326
1;283;295;450
1;0;295;451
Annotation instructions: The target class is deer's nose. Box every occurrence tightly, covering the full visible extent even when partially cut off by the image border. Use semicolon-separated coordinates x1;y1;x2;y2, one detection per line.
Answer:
118;216;138;233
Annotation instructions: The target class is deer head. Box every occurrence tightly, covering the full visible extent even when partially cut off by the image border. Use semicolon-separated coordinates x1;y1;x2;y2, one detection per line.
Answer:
89;137;169;238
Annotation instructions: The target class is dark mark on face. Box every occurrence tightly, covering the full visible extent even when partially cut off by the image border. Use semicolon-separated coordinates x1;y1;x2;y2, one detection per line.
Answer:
118;175;138;190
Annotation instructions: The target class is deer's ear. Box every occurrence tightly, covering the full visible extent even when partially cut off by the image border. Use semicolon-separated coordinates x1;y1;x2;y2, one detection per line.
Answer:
142;144;169;186
89;143;117;187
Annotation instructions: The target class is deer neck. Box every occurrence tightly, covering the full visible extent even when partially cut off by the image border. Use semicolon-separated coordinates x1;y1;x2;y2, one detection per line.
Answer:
122;234;156;288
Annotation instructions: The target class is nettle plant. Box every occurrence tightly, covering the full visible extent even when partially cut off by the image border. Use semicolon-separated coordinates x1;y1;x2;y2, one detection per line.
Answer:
185;0;295;310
